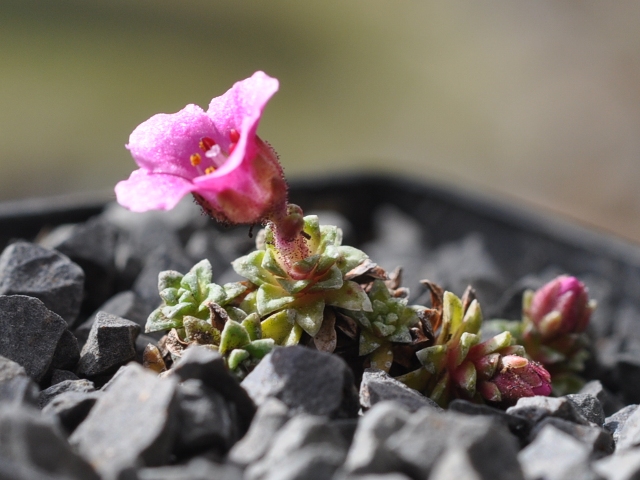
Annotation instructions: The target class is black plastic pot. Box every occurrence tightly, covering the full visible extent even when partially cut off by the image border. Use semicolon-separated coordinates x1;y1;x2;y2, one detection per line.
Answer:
2;173;639;308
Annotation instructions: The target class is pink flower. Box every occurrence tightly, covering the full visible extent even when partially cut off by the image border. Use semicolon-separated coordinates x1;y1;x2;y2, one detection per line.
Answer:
115;71;288;225
479;355;552;404
528;275;593;338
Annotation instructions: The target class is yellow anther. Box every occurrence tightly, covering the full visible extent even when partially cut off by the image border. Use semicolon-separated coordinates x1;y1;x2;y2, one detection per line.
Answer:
205;166;216;174
190;153;202;166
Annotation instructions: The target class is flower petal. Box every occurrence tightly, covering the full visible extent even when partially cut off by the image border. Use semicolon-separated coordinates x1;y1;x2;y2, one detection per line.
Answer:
115;169;194;212
207;71;279;140
126;104;219;178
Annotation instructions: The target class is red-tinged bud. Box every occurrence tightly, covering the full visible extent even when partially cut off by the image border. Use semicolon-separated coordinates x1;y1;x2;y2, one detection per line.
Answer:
488;355;552;404
527;275;593;339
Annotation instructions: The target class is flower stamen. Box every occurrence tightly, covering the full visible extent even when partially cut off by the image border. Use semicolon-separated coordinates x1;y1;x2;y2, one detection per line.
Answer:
229;129;240;143
205;166;216;175
190;153;202;166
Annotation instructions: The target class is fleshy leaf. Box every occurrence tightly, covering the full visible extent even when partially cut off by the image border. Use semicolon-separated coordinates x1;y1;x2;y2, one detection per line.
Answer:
204;283;226;306
233;251;271;285
359;330;382;356
223;282;248;302
336;246;368;274
308;264;343;292
244;339;275;359
219;320;251;354
443;291;464;337
261;309;297;345
159;287;180;304
257;283;295;316
228;349;251;371
276;277;311;295
325;281;372;312
145;309;182;333
370;345;394;373
184;316;219;344
294;299;326;336
158;270;183;291
242;313;262;341
416;345;447;374
462;299;483;335
261;248;287;277
452;360;477;394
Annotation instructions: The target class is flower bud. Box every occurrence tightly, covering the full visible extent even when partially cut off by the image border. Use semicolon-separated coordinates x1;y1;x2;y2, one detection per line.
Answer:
484;355;551;404
527;275;594;338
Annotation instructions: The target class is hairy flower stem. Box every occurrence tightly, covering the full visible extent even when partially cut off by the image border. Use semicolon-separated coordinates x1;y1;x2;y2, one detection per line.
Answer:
268;203;311;277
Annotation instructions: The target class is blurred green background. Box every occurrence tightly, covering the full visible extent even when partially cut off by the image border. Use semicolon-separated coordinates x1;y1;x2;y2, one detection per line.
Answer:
3;1;640;241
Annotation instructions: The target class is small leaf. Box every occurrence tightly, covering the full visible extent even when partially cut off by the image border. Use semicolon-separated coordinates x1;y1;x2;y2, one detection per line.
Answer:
228;349;250;371
178;290;196;305
303;215;321;250
325;281;372;312
471;331;513;357
158;270;183;291
430;373;450;406
359;329;382;356
308;264;343;292
369;344;394;373
261;248;287;277
284;323;304;346
219;320;251;354
180;270;199;295
184;316;218;345
277;278;310;295
462;299;483;335
226;307;248;322
257;283;295;316
395;367;430;392
232;251;271;285
223;282;248;303
239;290;258;315
159;287;180;305
203;283;226;306
454;332;480;367
192;259;213;297
388;325;412;343
245;339;275;359
261;309;297;345
336;246;368;274
319;225;341;248
416;345;447;373
316;245;341;273
242;313;262;341
452;360;477;395
313;309;337;353
162;302;195;320
443;291;464;338
145;308;181;333
294;299;326;336
291;254;321;276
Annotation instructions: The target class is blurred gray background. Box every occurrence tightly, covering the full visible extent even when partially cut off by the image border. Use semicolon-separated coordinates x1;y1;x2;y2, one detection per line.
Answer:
2;1;640;241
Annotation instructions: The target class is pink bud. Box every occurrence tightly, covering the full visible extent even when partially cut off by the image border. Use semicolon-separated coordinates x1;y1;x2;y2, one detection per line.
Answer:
528;275;592;338
487;355;552;404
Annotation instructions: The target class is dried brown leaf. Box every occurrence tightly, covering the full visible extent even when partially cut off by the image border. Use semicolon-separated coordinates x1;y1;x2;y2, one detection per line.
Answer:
142;344;166;373
313;309;337;353
335;311;359;340
208;302;229;332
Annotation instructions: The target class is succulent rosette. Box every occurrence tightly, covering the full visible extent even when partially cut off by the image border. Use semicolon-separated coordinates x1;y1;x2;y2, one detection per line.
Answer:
145;259;247;334
232;215;372;345
346;279;424;372
398;286;550;407
141;259;274;377
115;71;288;225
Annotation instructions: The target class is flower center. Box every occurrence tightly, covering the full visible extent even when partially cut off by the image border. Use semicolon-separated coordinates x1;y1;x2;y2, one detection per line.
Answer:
191;129;240;176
